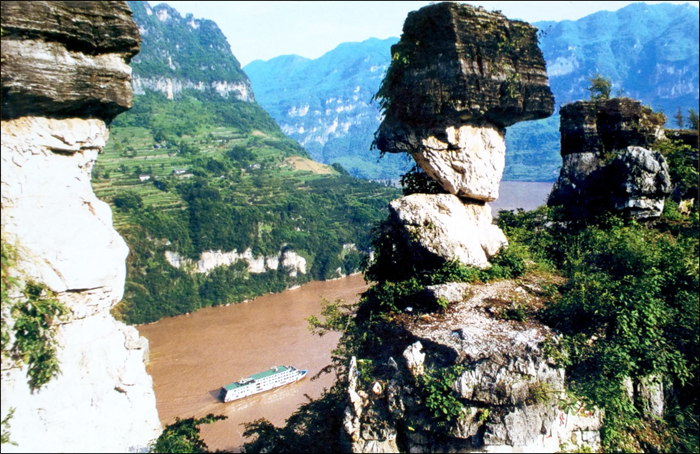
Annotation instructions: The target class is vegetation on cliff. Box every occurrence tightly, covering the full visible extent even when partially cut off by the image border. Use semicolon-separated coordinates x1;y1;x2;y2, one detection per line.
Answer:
240;136;698;453
94;89;399;324
1;240;68;391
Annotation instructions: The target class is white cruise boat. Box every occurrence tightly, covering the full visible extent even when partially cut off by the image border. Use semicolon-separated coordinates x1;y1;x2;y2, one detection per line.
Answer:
220;365;308;402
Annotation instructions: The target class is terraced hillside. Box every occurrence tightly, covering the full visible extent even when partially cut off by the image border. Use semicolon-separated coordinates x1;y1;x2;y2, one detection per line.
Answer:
91;12;400;324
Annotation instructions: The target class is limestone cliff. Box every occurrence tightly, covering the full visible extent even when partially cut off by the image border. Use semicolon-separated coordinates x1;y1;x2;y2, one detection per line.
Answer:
1;2;161;451
127;1;255;102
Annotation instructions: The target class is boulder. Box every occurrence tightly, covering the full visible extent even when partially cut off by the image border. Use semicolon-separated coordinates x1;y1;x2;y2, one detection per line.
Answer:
607;146;672;218
374;2;554;198
409;124;506;201
549;146;671;219
388;194;507;269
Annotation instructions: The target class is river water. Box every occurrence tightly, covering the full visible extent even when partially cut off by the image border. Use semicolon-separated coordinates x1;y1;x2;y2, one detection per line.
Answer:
137;274;368;452
491;181;554;213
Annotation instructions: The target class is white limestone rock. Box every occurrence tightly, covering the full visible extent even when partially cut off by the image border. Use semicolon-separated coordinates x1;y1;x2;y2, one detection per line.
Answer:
164;248;307;277
411;124;506;201
1;315;161;453
389;194;507;269
1;116;161;452
1;117;128;304
402;342;426;377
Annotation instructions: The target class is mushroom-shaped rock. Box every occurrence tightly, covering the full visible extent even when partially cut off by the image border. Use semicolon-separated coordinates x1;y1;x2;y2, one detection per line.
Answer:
375;2;554;200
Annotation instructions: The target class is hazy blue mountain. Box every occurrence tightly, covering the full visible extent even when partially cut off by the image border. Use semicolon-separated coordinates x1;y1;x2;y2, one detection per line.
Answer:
245;3;699;181
245;37;411;180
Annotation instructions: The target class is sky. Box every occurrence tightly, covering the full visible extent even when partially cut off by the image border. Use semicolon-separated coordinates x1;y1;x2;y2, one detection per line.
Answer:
163;1;700;67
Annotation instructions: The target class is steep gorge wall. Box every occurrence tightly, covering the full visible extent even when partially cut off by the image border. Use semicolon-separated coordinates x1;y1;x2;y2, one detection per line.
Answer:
127;1;255;102
1;2;161;451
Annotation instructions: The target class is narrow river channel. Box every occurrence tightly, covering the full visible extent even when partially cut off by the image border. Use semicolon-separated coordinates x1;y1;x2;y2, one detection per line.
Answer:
137;274;369;452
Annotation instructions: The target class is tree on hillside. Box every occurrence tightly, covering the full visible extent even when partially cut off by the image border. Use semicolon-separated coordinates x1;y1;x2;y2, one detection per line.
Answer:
587;73;612;101
674;107;685;130
688;108;699;131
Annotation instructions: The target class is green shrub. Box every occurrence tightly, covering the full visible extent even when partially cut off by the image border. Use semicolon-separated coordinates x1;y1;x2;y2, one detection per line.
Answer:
150;414;226;453
418;365;466;429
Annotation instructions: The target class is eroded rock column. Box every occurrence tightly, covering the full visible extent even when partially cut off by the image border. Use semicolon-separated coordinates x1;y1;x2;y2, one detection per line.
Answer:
373;2;553;269
548;98;671;219
1;2;161;451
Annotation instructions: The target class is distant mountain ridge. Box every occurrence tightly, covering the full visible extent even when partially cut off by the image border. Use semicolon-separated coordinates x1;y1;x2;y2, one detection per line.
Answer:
245;2;699;181
245;37;408;180
127;1;254;101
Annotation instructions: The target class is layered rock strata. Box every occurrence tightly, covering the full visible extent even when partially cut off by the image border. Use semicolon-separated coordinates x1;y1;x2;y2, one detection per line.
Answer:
549;98;671;218
375;2;554;199
1;2;161;452
343;280;602;453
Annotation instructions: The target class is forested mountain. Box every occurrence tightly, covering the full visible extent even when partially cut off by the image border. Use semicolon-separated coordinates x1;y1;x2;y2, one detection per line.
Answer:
92;2;400;324
127;1;254;101
245;2;699;181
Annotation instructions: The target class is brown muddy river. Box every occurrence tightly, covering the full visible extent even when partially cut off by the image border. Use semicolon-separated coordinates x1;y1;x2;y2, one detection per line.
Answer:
137;274;368;452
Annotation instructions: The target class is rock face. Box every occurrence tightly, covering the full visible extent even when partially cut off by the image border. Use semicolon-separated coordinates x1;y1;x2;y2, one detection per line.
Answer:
343;280;602;453
165;248;307;277
558;98;665;156
1;1;140;120
549;98;671;218
375;2;554;198
1;2;161;452
127;1;255;102
389;194;507;269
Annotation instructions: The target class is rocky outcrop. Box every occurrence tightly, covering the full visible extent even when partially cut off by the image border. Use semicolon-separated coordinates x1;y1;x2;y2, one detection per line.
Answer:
343;280;602;453
165;248;307;277
1;2;161;452
343;4;600;453
559;98;665;156
549;98;671;218
1;1;140;121
388;194;507;269
375;2;554;199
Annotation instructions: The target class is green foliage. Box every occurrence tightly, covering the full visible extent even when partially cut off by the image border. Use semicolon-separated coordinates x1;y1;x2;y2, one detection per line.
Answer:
1;239;69;392
502;205;699;452
242;385;347;453
400;166;445;196
1;408;16;446
656;138;698;200
587;73;612;101
688;108;699;130
418;365;466;429
11;283;69;390
674;106;685;130
113;191;143;212
150;414;226;453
